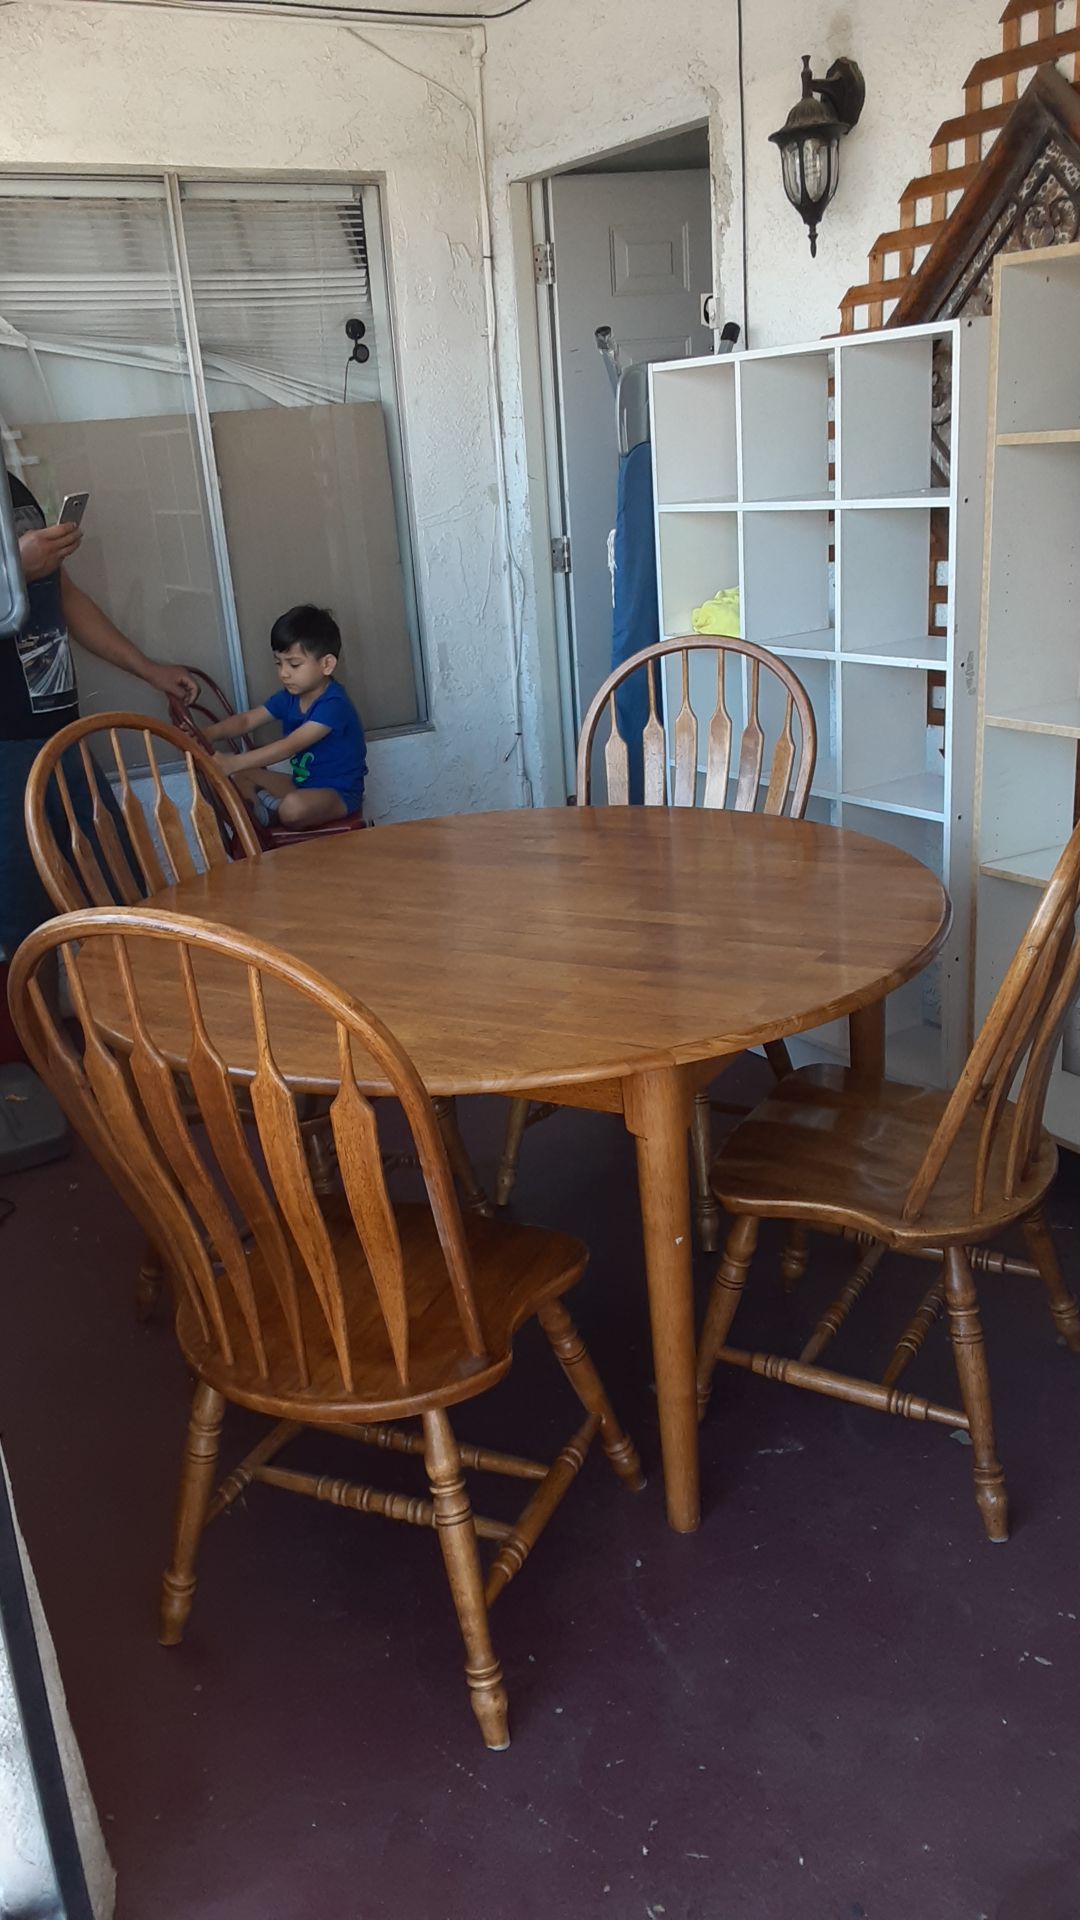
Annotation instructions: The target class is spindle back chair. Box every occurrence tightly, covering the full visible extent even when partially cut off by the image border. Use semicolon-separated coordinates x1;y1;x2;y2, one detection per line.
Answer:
9;908;642;1750
25;712;261;915
496;637;818;1229
697;819;1080;1544
575;635;817;815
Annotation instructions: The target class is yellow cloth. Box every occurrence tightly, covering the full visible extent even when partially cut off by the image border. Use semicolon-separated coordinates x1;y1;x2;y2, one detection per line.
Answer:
691;586;741;636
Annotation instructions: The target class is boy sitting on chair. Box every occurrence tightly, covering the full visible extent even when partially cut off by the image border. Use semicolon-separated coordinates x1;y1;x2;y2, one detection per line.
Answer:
206;604;366;829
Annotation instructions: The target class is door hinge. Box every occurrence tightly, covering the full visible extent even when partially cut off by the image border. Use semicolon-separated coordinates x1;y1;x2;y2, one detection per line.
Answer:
551;534;571;574
534;240;555;286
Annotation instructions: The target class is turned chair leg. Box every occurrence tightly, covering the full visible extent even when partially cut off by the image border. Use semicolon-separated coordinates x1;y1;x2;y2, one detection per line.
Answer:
763;1039;794;1080
943;1245;1008;1543
779;1225;809;1292
160;1382;225;1645
495;1097;530;1208
423;1407;510;1751
434;1098;493;1217
136;1238;164;1322
690;1090;722;1253
696;1214;759;1418
1022;1208;1080;1354
538;1296;645;1490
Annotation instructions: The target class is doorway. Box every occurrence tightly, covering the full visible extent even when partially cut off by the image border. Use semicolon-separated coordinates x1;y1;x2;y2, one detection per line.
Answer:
530;124;714;795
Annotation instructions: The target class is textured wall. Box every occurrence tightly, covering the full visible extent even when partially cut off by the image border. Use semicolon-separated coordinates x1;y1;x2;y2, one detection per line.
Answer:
0;0;1000;815
0;4;525;823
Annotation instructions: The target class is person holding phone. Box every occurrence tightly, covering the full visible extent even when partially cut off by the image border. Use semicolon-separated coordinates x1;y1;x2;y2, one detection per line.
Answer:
0;470;199;960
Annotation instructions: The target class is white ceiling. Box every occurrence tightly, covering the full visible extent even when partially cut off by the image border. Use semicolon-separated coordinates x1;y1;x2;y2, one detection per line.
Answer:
127;0;533;14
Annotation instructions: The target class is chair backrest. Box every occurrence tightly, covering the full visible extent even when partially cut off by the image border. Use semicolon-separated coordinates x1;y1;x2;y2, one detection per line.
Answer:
25;712;262;914
904;820;1080;1221
576;636;817;818
8;909;486;1395
168;667;255;754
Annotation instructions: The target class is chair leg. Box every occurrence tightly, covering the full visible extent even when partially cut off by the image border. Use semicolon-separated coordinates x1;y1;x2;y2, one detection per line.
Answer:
495;1098;530;1208
779;1225;809;1292
159;1382;226;1646
1021;1208;1080;1354
136;1239;164;1322
764;1040;793;1080
434;1098;493;1217
538;1296;645;1490
690;1090;722;1253
943;1245;1008;1544
696;1214;759;1418
423;1407;510;1751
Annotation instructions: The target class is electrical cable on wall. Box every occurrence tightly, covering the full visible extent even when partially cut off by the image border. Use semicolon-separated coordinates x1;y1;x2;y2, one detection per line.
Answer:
736;0;749;340
347;23;535;807
32;0;537;22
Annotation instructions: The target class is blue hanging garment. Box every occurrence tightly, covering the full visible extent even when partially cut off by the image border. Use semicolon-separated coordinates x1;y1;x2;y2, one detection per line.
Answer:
610;438;659;805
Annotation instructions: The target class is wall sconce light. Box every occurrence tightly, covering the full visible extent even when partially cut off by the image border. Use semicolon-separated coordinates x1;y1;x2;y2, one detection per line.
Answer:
769;54;865;258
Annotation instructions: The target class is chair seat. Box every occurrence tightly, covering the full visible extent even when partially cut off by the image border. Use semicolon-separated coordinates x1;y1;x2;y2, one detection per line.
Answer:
259;813;366;850
176;1200;587;1422
711;1064;1057;1247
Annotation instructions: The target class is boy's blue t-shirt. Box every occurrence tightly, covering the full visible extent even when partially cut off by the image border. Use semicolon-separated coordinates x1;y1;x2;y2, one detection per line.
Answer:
265;681;366;803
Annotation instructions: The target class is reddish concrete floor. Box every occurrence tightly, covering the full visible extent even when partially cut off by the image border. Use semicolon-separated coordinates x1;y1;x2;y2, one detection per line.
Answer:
1;1064;1079;1920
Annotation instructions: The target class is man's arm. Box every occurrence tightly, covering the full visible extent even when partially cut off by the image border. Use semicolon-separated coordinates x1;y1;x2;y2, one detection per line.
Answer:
215;719;330;776
203;705;271;743
61;575;198;705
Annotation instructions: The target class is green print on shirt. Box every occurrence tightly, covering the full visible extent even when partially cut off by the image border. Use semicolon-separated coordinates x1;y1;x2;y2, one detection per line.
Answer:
290;749;315;787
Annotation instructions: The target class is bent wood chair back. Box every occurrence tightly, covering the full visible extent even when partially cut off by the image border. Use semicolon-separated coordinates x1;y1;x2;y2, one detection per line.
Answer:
9;909;484;1398
576;636;817;818
904;819;1080;1224
25;713;261;914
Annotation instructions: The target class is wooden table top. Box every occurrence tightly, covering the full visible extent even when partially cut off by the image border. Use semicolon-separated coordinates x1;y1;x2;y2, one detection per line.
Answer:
81;807;950;1096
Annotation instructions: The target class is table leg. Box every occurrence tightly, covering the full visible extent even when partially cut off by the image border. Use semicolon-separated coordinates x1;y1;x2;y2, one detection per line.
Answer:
624;1066;699;1534
849;1002;886;1082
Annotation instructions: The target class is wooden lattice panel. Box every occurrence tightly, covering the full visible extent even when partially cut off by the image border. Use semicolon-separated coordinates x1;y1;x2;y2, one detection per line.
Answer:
839;0;1080;332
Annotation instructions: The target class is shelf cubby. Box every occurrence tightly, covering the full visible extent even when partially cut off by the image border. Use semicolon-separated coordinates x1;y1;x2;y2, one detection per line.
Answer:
983;442;1080;720
741;510;833;648
656;510;739;637
993;248;1080;437
839;332;938;499
841;662;945;818
651;361;738;507
978;725;1076;881
738;349;832;504
839;507;938;655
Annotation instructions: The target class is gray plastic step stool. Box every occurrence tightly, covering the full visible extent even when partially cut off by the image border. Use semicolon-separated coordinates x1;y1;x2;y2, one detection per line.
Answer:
0;1063;71;1173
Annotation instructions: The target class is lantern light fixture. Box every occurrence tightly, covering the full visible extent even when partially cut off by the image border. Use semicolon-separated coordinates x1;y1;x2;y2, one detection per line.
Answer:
769;54;866;258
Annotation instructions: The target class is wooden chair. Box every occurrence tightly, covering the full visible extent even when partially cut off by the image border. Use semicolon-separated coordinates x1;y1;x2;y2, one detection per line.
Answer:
8;908;643;1751
495;635;818;1245
24;711;263;912
168;671;366;849
24;714;490;1283
696;821;1080;1543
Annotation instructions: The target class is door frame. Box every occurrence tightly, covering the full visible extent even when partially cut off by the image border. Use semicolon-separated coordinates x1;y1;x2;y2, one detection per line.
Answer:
516;137;718;800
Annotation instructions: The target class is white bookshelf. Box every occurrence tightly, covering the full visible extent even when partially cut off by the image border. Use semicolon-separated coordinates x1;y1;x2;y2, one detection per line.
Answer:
973;242;1080;1149
648;317;990;1088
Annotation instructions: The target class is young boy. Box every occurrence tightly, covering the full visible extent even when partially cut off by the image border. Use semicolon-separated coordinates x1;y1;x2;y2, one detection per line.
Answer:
206;605;366;829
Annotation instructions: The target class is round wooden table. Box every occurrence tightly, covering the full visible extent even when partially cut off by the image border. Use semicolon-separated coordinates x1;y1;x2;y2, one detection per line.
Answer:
85;806;949;1533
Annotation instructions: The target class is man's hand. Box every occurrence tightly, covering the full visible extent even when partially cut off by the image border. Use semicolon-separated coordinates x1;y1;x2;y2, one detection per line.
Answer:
213;749;240;774
144;661;199;705
19;524;82;582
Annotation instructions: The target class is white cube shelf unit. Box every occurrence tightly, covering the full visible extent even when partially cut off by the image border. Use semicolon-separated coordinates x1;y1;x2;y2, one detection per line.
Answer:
648;316;990;1087
973;241;1080;1149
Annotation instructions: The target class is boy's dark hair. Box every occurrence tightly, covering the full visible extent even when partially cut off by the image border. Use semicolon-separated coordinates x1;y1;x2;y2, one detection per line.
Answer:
270;604;341;661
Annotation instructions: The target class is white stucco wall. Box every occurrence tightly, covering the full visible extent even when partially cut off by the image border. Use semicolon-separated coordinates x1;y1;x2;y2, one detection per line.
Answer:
0;3;527;823
0;0;1004;814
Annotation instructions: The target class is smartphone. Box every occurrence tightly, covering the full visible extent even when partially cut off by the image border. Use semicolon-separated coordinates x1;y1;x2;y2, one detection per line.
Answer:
56;492;89;529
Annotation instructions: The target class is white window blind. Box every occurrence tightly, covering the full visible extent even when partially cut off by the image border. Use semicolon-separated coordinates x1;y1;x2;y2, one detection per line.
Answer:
179;187;380;409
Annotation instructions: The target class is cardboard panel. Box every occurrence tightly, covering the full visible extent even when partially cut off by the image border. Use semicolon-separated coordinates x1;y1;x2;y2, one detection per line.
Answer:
211;401;418;731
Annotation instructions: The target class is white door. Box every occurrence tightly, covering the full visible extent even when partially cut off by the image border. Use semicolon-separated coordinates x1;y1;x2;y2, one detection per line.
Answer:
546;169;713;746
